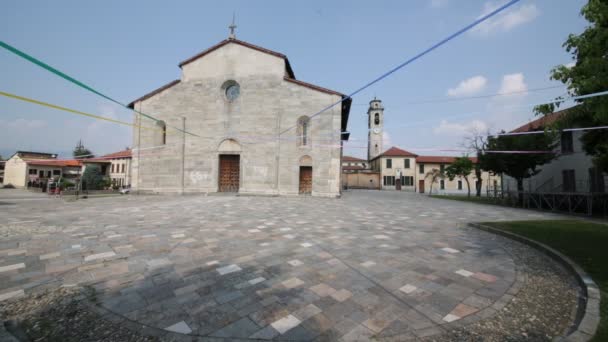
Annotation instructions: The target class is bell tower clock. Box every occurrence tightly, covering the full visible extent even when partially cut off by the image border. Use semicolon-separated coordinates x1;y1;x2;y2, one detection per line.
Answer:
367;97;384;161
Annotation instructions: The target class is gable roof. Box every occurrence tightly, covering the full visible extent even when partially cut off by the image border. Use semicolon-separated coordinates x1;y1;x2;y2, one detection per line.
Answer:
342;155;366;162
510;108;569;133
127;38;351;140
371;147;418;161
178;38;295;79
102;149;132;159
24;159;82;167
416;156;478;164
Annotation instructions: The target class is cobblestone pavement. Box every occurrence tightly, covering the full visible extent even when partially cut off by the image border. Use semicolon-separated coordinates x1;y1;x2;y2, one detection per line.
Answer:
0;189;581;341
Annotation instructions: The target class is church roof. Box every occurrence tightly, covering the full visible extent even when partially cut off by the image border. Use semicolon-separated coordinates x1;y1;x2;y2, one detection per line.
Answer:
179;38;296;79
372;147;418;160
127;38;351;140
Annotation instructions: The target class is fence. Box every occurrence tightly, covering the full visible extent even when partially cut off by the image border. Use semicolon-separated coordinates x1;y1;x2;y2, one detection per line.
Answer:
484;189;608;216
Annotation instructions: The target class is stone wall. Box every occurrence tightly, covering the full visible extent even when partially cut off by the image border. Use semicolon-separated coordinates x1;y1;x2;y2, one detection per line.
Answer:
131;42;343;197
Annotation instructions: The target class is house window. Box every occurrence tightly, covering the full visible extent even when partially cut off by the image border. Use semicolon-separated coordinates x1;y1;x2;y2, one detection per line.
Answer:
404;159;410;168
562;169;576;192
419;164;425;174
386;159;392;169
53;170;61;176
39;170;44;178
297;116;310;146
383;176;395;186
458;180;463;190
561;131;574;153
29;169;37;175
440;180;445;190
401;176;413;186
121;164;125;173
47;171;52;178
440;164;445;173
111;164;115;173
589;168;605;193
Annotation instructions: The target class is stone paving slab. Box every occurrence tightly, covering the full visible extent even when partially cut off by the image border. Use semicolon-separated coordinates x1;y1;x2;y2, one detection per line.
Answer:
0;189;580;341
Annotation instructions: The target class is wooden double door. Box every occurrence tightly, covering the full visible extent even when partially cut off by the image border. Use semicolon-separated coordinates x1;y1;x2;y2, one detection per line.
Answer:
219;155;240;192
299;166;312;195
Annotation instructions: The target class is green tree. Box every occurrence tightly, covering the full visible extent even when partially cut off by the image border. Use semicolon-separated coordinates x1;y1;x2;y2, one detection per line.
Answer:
81;164;104;190
445;156;474;197
424;168;445;196
480;132;557;203
73;139;94;159
534;0;608;172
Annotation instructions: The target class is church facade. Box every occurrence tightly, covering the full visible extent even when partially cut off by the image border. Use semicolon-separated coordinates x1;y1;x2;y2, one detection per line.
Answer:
128;36;351;197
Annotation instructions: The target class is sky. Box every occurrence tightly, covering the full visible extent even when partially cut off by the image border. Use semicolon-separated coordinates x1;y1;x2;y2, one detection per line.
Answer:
0;0;589;159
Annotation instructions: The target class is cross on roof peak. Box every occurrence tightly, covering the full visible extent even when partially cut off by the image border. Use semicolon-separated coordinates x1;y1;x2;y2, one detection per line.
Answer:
228;13;237;39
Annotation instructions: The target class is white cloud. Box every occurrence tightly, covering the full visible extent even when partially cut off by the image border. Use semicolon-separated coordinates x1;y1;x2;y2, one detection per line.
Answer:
430;0;449;8
498;73;528;94
447;76;487;97
471;2;539;36
433;119;488;137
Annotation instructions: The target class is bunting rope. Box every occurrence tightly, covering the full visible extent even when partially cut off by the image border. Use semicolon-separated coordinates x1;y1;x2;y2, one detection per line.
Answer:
0;40;199;137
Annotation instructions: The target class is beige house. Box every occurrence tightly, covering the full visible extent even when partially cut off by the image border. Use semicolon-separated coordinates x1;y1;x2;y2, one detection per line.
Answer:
100;149;132;187
369;147;417;191
365;146;500;195
128;35;351;197
416;156;500;195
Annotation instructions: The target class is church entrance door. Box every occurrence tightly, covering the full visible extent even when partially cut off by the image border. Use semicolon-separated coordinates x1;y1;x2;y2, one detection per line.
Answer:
219;155;240;192
299;166;312;194
418;180;425;194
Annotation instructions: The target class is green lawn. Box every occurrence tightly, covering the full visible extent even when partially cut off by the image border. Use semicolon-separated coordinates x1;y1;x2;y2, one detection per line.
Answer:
482;220;608;341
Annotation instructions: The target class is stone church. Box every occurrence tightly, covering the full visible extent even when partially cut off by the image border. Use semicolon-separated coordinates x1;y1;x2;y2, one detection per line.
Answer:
128;31;351;197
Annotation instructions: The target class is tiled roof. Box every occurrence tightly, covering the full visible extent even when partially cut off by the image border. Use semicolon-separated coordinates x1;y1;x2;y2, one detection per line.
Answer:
342;155;366;162
25;159;82;167
510;108;570;133
372;147;418;160
102;149;132;159
416;156;478;164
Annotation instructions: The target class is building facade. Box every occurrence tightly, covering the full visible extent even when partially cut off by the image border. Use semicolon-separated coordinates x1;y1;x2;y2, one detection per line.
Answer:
128;37;351;197
103;149;132;187
502;109;606;193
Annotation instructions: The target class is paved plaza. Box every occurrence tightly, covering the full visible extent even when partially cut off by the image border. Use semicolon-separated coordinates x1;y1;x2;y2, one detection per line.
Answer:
0;189;580;341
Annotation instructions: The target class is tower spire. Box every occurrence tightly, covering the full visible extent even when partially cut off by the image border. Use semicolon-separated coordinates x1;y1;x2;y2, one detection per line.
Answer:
228;12;237;39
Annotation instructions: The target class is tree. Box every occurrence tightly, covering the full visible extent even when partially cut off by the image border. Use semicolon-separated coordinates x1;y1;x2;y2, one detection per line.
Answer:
534;0;608;172
81;164;104;190
425;168;445;196
73;140;94;159
445;157;474;197
480;132;557;204
463;128;489;197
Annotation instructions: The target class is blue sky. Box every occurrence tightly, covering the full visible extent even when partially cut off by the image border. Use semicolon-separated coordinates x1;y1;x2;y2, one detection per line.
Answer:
0;0;588;159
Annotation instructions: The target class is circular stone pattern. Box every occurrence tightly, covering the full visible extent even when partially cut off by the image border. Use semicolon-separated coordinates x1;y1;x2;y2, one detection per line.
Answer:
0;191;581;341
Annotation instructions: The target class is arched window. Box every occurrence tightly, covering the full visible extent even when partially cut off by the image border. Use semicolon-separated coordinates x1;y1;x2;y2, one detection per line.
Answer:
374;113;379;125
156;120;167;146
297;117;310;146
375;144;378;153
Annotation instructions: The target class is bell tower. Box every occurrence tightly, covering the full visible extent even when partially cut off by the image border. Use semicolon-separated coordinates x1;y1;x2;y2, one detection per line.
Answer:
367;97;384;161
